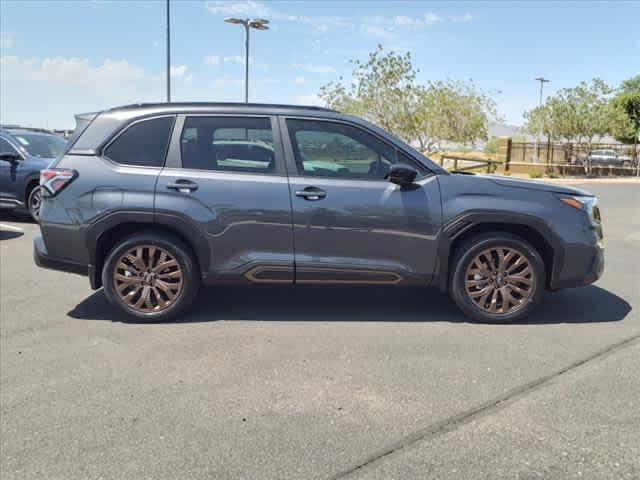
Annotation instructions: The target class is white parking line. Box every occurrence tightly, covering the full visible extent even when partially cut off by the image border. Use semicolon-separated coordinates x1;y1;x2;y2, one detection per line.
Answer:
0;224;24;234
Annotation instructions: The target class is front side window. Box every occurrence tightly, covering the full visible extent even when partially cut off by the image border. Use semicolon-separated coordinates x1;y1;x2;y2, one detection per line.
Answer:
104;116;175;167
0;138;18;155
286;119;406;180
180;117;275;173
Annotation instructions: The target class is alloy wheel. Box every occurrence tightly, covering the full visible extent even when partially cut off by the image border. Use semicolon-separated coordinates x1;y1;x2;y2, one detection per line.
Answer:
113;245;183;313
28;187;42;221
464;246;535;314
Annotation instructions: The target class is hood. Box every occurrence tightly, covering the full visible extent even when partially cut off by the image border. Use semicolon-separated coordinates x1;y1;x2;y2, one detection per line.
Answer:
472;174;594;196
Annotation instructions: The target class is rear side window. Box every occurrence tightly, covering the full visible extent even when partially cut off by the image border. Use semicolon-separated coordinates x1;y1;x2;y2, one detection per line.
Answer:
180;116;275;173
104;116;174;167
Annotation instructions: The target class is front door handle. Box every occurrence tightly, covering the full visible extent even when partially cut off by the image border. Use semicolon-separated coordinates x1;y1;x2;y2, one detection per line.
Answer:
295;187;327;201
167;179;198;193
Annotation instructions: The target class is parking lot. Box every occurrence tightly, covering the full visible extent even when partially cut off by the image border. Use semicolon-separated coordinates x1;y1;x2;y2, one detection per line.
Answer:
1;182;638;479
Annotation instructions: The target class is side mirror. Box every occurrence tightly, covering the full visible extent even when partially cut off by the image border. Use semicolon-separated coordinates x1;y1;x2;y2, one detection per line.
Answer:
385;164;418;188
0;152;21;163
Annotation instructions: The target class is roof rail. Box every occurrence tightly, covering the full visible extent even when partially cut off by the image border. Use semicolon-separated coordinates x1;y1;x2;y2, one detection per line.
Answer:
107;101;337;113
0;125;56;134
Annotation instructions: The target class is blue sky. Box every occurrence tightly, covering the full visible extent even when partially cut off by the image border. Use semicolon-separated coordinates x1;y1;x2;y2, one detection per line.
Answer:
1;0;638;128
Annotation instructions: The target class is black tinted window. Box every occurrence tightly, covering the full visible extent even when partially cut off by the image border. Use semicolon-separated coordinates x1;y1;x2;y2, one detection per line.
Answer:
181;117;274;173
286;119;399;180
104;117;174;167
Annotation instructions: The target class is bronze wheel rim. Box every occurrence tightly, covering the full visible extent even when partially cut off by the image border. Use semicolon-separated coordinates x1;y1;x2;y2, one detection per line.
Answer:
113;245;183;313
464;246;535;315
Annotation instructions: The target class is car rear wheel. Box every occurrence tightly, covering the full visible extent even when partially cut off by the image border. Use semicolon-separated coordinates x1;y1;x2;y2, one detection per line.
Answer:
27;185;42;222
622;161;631;169
450;232;545;323
102;232;200;322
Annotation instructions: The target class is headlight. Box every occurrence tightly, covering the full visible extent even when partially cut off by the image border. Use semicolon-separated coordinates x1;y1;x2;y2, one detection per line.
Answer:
555;194;600;223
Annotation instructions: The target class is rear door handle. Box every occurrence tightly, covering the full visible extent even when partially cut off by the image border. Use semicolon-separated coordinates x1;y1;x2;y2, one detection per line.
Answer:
167;179;198;193
295;187;327;201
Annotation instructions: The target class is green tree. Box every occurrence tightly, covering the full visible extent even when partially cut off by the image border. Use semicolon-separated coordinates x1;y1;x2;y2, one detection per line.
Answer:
319;46;499;152
612;75;640;146
409;80;498;152
319;45;417;140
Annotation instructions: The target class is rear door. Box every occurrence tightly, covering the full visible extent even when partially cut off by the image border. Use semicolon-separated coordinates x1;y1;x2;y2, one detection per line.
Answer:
156;115;294;283
281;117;442;285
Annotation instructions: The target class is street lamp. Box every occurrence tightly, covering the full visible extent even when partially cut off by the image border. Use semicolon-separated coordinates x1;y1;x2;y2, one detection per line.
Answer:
534;77;550;106
224;17;269;103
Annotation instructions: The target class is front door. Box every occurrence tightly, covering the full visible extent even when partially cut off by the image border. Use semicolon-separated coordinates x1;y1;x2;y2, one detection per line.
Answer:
0;137;23;205
156;115;294;284
282;118;442;285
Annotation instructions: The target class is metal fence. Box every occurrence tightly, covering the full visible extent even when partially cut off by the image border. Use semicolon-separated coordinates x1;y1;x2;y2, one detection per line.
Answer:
510;141;638;165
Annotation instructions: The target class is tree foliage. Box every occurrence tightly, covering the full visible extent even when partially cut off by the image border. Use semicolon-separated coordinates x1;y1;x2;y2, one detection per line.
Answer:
612;75;640;144
524;78;623;148
319;45;498;152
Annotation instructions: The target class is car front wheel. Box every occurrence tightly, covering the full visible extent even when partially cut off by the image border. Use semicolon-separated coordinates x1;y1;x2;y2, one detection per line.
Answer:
102;232;200;322
450;232;545;323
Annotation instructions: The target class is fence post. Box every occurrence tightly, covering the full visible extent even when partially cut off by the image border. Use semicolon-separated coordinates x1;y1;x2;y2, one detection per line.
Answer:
497;137;511;173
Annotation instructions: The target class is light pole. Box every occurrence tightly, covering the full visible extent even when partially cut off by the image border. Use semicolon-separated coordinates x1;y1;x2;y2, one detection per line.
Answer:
534;77;550;165
166;0;171;102
224;17;269;103
534;77;550;106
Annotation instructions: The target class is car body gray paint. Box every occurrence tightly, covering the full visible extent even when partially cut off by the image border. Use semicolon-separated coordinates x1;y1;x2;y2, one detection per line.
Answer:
35;103;604;294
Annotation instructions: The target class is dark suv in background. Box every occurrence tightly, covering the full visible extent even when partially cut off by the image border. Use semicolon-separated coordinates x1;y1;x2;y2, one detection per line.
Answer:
0;126;67;220
33;103;604;322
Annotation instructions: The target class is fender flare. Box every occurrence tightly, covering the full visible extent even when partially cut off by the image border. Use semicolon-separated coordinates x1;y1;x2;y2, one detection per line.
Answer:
85;209;210;288
435;210;565;292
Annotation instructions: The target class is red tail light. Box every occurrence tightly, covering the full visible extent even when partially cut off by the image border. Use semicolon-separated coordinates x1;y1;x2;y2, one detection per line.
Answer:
40;168;77;197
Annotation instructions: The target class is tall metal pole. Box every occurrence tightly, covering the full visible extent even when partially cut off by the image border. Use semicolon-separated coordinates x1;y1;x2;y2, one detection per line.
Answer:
166;0;171;103
244;22;249;103
535;77;550;107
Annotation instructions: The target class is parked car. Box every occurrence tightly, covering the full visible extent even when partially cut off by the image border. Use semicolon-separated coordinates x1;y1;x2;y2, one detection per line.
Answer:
33;103;604;323
0;127;67;220
576;149;634;168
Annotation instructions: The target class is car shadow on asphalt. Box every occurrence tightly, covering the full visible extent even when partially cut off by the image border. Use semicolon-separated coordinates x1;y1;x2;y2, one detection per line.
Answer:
68;284;631;325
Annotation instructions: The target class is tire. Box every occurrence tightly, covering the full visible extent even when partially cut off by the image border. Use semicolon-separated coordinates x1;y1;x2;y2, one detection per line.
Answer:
27;185;42;222
621;161;631;169
102;232;200;322
449;232;545;323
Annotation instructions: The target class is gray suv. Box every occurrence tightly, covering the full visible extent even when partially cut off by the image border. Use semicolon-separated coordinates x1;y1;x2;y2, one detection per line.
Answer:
34;103;604;323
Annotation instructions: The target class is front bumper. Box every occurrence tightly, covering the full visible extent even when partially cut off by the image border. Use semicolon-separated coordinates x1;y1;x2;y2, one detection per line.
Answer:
33;234;88;277
551;243;604;290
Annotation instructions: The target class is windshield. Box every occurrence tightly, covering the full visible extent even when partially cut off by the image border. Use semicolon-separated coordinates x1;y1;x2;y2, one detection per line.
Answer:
12;133;67;158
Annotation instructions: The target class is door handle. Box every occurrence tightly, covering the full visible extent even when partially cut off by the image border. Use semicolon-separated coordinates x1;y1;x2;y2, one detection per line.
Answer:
167;179;198;193
295;187;327;201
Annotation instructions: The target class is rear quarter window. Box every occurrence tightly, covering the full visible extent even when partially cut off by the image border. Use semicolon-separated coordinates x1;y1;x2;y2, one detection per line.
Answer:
104;116;175;167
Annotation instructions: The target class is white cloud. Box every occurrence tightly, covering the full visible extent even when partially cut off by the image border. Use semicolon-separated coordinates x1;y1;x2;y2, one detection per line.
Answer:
224;55;245;64
1;32;14;48
203;55;220;65
424;13;443;25
295;94;322;106
212;74;243;89
292;62;334;74
170;65;188;77
295;76;305;84
205;1;270;17
451;12;473;23
0;56;159;127
361;24;396;41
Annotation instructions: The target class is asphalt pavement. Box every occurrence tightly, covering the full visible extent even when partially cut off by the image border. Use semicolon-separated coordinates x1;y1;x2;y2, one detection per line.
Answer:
1;183;638;479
